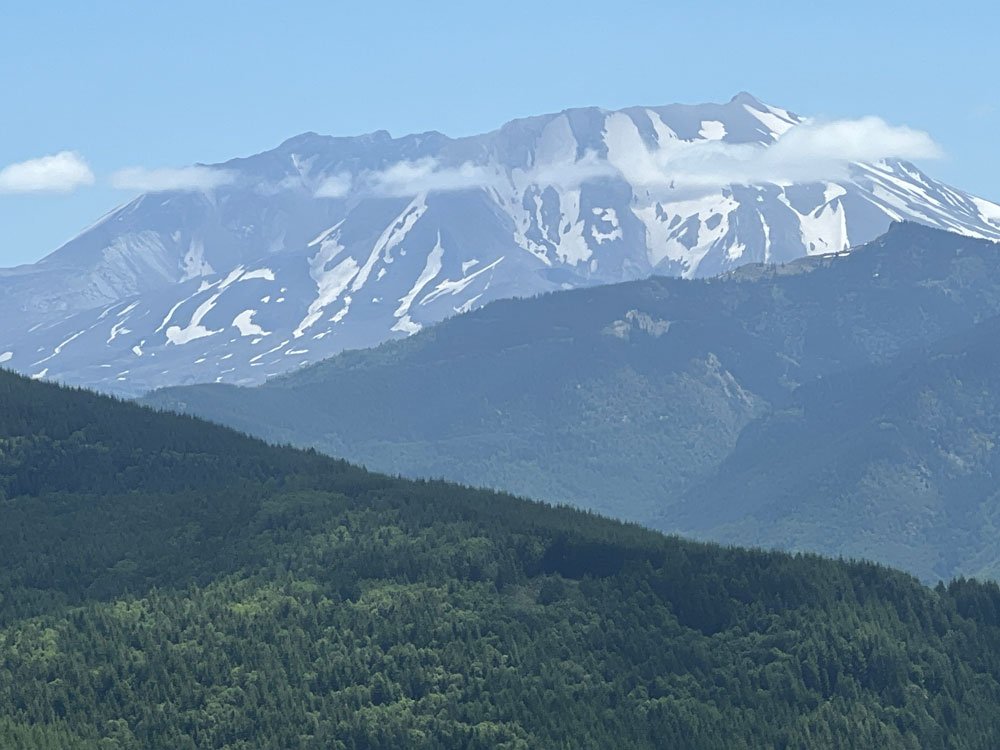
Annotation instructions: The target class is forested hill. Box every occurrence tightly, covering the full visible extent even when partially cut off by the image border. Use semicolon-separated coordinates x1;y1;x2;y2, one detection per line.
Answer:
5;370;1000;748
144;223;1000;581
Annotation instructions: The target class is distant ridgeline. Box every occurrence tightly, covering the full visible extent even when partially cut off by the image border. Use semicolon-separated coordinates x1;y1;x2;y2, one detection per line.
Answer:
1;369;1000;747
147;223;1000;583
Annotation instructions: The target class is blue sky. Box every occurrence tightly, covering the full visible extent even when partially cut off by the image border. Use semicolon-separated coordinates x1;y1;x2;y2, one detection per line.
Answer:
2;0;998;266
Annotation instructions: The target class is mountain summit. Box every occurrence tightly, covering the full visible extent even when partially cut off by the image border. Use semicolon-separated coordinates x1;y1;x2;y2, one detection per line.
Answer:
3;95;999;393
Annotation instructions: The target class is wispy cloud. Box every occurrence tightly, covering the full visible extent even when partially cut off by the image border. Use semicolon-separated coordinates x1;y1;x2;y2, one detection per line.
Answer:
308;116;940;201
521;151;618;190
315;172;353;198
778;117;942;163
326;151;616;199
0;151;95;193
364;158;498;197
111;165;234;193
609;116;943;193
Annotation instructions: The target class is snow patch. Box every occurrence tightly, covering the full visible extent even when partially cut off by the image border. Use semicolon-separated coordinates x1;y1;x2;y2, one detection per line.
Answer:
391;315;421;335
165;294;223;345
250;339;290;364
554;189;591;264
308;221;344;247
745;105;796;139
240;267;276;282
33;329;86;365
351;195;427;292
97;304;120;321
421;257;504;305
233;310;270;337
698;120;726;141
393;233;445;329
823;183;848;203
117;301;140;318
972;196;1000;227
591;207;623;244
646;110;679;145
156;295;194;333
294;229;359;338
454;294;482;315
181;239;215;281
107;319;131;344
779;192;850;255
218;266;248;291
330;296;352;324
633;192;740;274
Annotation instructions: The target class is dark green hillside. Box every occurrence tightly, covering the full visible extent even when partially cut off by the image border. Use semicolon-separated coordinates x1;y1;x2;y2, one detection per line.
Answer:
4;370;1000;747
145;224;1000;578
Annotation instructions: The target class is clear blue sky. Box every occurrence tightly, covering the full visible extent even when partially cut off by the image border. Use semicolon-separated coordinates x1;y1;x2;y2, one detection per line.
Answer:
2;0;998;266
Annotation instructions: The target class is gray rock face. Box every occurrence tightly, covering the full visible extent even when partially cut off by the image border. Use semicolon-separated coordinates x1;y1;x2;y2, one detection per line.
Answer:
3;93;999;394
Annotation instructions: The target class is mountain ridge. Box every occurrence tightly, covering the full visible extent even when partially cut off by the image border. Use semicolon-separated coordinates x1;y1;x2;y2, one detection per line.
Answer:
3;95;999;393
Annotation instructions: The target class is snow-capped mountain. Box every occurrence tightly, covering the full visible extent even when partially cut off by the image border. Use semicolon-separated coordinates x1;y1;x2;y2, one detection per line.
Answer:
2;92;999;394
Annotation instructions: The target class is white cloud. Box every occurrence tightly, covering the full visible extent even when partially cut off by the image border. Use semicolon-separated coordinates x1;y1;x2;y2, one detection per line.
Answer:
111;165;234;193
315;172;353;198
0;151;95;193
520;150;618;190
610;116;943;193
254;175;307;197
349;150;617;199
365;158;498;197
775;117;942;164
314;116;942;201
